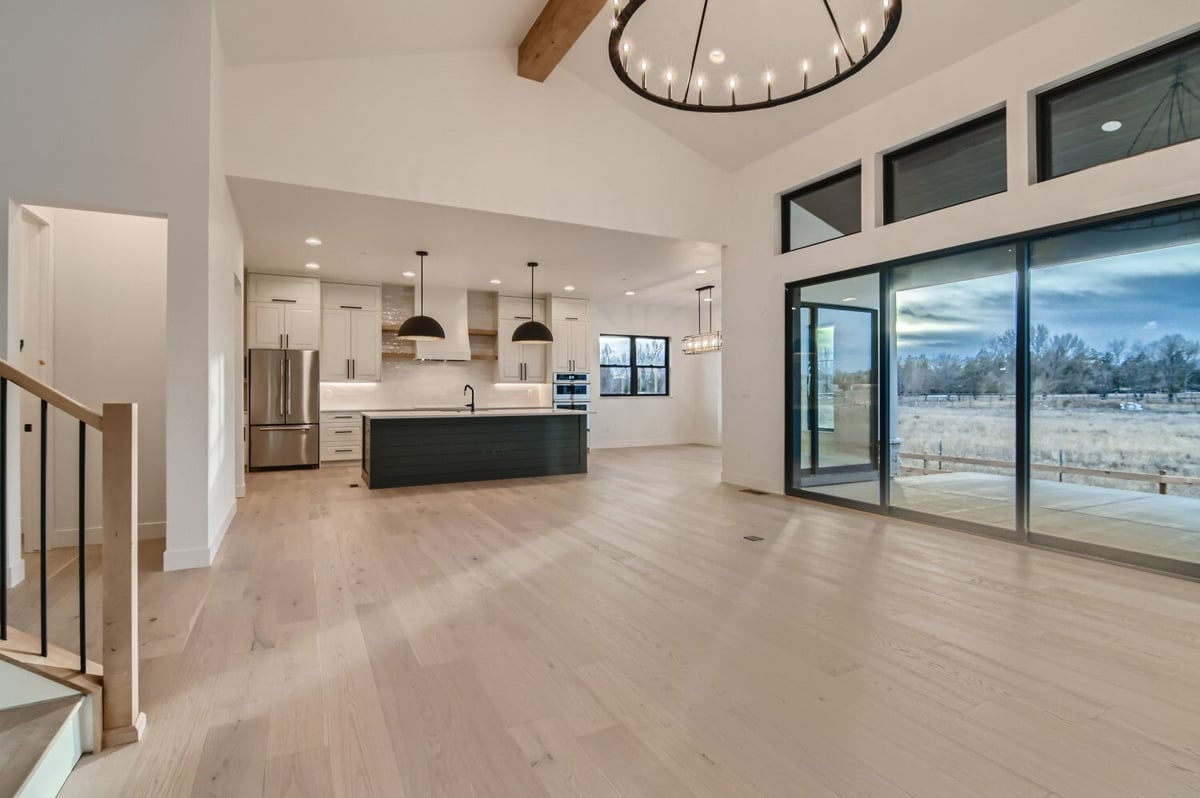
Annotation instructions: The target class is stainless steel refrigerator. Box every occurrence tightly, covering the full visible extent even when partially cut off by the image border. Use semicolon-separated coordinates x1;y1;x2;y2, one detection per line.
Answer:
249;349;320;470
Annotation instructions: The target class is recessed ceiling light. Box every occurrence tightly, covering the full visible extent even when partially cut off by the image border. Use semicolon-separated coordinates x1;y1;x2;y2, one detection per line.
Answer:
1101;120;1123;133
564;285;576;291
304;236;322;246
709;49;725;64
695;268;708;274
305;262;320;270
842;296;857;302
625;290;636;296
489;279;502;285
703;297;714;302
402;270;416;278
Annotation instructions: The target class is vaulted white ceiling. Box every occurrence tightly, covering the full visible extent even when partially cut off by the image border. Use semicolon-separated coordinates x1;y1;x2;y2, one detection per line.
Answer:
216;0;1085;170
228;178;723;305
214;0;548;65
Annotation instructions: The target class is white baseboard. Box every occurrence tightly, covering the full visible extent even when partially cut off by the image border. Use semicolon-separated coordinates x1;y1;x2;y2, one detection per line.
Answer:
46;521;165;550
163;500;235;572
721;470;781;495
235;480;246;499
5;559;25;588
693;438;722;448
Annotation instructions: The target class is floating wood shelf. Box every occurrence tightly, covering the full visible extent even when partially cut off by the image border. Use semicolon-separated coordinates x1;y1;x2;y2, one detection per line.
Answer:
471;354;498;362
468;329;498;336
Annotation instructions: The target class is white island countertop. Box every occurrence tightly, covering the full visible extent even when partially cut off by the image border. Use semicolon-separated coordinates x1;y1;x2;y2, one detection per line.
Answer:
362;408;587;420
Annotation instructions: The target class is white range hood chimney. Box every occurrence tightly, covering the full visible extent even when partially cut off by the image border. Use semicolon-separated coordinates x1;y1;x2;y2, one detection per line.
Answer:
414;286;471;361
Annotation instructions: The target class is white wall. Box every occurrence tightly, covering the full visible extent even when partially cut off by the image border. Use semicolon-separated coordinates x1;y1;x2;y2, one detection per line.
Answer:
721;0;1200;493
0;0;242;577
590;299;721;449
202;6;245;565
24;207;168;546
222;48;729;245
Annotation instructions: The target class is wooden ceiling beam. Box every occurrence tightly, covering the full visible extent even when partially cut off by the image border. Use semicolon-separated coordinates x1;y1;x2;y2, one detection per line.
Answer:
518;0;608;83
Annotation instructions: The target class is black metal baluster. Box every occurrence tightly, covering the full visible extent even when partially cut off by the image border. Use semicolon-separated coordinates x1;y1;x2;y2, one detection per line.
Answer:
0;377;7;641
78;420;86;673
39;399;48;657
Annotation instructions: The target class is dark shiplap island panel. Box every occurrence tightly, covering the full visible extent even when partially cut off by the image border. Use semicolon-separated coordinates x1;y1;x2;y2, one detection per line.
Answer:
362;412;588;488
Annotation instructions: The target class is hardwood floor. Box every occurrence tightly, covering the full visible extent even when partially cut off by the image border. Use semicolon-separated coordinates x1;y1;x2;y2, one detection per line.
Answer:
15;444;1200;796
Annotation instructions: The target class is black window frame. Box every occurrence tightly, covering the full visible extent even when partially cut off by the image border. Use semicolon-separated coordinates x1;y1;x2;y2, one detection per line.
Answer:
883;108;1008;224
783;191;1200;581
1036;29;1200;182
780;165;863;253
599;334;670;397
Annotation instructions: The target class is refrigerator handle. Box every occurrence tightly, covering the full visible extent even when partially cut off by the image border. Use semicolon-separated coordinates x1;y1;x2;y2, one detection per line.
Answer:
286;358;292;415
279;358;286;416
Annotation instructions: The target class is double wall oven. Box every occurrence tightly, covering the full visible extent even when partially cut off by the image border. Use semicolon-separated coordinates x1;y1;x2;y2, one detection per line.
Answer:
553;372;590;431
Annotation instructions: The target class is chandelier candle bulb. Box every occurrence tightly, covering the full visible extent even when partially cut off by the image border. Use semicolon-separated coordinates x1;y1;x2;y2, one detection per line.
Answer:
833;43;841;76
766;70;773;101
640;59;647;89
729;76;736;105
802;59;809;91
860;22;868;57
666;69;673;100
697;75;704;105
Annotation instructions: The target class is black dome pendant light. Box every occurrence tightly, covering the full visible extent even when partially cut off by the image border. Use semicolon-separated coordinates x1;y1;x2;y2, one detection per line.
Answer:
512;262;554;344
397;250;446;341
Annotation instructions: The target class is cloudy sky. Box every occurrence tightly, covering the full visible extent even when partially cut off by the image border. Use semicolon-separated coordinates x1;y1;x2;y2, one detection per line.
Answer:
896;241;1200;359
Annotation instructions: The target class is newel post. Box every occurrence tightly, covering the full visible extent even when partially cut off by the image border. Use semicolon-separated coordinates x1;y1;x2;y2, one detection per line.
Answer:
101;403;145;747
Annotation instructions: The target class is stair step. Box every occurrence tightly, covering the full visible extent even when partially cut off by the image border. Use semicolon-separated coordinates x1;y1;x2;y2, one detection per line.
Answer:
0;695;84;797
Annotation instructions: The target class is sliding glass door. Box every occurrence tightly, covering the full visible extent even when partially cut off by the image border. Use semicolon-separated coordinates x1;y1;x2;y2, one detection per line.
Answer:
789;273;881;505
786;200;1200;577
1027;206;1200;569
888;246;1019;534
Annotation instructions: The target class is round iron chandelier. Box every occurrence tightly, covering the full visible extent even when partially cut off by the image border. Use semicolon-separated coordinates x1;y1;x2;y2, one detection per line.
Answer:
608;0;902;113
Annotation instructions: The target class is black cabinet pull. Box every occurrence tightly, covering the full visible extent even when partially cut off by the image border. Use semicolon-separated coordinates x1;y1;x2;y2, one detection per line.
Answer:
340;305;363;310
271;298;298;303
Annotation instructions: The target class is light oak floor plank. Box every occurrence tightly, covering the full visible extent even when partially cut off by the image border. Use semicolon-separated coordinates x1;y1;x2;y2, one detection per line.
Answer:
17;444;1198;797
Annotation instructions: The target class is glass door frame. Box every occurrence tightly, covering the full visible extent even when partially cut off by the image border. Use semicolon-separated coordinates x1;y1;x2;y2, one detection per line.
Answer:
783;192;1200;577
798;301;881;481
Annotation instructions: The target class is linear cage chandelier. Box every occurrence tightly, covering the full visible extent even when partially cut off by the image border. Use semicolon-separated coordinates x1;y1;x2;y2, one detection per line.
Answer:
608;0;902;113
683;285;721;355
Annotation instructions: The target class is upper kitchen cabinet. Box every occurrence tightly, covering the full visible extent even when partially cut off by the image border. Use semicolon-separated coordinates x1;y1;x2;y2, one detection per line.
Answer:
246;274;321;350
497;295;547;383
320;282;382;382
550;297;590;373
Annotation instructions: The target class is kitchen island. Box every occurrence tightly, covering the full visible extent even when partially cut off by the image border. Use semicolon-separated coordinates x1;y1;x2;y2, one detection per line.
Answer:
361;409;588;489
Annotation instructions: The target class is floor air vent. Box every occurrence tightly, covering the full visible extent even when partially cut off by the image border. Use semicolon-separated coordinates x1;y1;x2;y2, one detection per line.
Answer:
744;535;764;542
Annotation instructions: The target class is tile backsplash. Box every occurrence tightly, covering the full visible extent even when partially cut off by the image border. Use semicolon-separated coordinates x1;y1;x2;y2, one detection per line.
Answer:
322;358;548;411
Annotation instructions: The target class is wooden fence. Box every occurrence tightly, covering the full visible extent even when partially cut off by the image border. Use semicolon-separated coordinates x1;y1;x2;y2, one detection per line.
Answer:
900;451;1200;495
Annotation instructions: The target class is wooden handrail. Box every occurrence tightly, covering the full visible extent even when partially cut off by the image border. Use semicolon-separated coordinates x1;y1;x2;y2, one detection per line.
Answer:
899;451;1200;490
0;358;103;430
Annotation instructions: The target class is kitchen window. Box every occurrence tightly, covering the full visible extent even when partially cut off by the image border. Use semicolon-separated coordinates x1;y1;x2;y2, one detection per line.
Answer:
600;335;669;396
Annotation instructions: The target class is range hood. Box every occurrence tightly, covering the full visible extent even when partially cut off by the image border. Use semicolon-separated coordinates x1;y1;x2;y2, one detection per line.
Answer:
414;286;471;361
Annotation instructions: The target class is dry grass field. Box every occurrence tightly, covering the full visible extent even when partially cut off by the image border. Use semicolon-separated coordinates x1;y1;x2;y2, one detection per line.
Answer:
897;395;1200;498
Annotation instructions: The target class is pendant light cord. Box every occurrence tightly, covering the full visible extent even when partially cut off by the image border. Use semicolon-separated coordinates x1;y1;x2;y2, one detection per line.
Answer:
708;286;714;333
530;265;535;318
419;253;425;315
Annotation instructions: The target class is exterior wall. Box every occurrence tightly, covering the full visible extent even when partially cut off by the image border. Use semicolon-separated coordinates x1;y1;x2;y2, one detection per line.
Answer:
722;0;1200;492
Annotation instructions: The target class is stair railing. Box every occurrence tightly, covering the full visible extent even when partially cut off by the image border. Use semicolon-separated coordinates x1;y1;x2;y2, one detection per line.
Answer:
0;358;144;748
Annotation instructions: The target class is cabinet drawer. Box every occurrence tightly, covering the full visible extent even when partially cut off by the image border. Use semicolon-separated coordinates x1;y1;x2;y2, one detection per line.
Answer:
320;411;362;424
322;424;361;443
321;443;362;462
